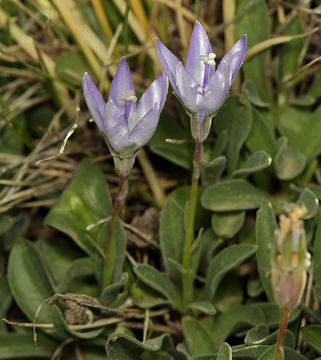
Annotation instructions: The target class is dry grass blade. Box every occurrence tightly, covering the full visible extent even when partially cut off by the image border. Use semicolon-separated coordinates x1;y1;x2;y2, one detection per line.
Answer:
245;27;319;61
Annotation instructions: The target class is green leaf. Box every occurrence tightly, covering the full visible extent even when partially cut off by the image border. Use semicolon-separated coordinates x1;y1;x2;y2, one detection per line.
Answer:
274;137;306;180
290;95;315;107
307;71;321;98
217;342;232;360
291;105;321;160
236;0;270;101
202;179;266;212
159;197;185;279
245;325;295;348
131;281;170;309
100;272;128;306
232;151;271;177
314;222;321;287
254;303;301;327
56;50;88;85
51;305;104;340
182;316;215;356
149;112;193;170
134;264;182;310
246;108;277;157
211;211;245;239
60;257;95;292
232;344;270;359
169;186;210;230
0;215;14;235
296;187;319;219
214;96;252;173
281;17;304;78
302;325;321;354
8;239;55;323
258;346;308;359
202;244;257;301
244;324;269;345
256;201;277;302
278;105;307;146
242;80;270;108
201;156;227;187
45;158;112;256
188;301;216;316
0;333;57;359
209;305;265;349
106;332;176;359
0;276;12;332
35;237;84;285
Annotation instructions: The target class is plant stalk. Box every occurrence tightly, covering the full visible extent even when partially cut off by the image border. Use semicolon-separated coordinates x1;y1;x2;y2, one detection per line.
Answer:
104;174;126;287
275;306;289;360
182;139;202;309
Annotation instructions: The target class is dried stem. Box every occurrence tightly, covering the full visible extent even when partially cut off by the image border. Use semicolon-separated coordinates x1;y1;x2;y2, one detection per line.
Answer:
275;306;289;360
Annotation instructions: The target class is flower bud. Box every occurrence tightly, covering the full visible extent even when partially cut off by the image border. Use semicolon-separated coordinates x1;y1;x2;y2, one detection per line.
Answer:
271;205;311;311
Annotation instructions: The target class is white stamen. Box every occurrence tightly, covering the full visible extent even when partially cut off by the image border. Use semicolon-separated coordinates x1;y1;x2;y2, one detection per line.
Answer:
118;90;137;103
199;52;216;67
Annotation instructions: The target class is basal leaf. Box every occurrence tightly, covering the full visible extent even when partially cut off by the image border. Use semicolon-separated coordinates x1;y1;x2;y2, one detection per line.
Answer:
45;158;112;256
8;239;55;324
0;333;57;359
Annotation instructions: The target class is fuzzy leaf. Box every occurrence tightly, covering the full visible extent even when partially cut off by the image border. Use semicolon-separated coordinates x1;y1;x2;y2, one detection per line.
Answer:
202;179;266;212
8;239;55;323
202;244;257;301
256;200;277;302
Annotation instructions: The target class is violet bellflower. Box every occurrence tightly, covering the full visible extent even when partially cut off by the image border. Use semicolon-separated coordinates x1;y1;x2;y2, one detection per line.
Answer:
156;21;247;141
83;58;168;177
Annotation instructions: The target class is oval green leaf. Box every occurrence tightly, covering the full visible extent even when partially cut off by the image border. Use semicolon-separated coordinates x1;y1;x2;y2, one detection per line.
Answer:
202;179;266;212
8;239;55;323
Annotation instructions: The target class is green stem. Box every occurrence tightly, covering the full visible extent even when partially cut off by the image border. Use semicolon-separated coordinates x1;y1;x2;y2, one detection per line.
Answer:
103;175;126;287
275;306;289;360
182;139;202;309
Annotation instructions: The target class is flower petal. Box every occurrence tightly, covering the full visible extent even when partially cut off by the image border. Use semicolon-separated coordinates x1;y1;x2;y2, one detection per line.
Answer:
136;72;168;121
103;100;130;153
218;35;247;81
186;21;213;86
155;39;181;95
203;61;232;114
108;58;135;111
129;102;160;149
82;72;105;129
175;62;201;114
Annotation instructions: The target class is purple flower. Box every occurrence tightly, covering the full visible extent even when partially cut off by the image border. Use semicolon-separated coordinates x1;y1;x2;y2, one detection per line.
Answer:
156;21;246;131
83;58;168;155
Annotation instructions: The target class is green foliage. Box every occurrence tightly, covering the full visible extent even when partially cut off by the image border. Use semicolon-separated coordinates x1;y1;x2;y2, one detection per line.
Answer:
1;1;321;359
